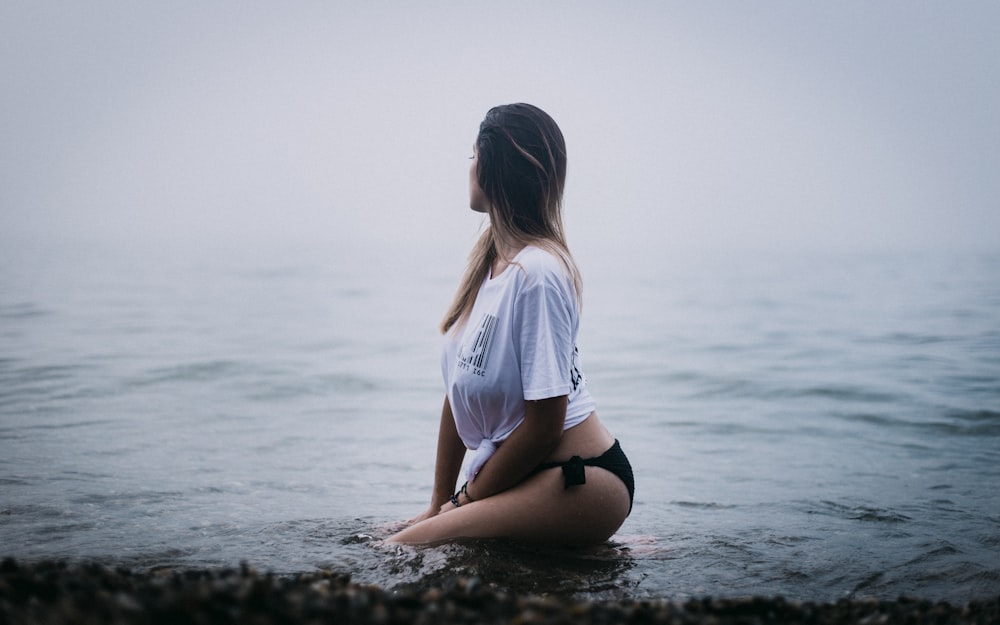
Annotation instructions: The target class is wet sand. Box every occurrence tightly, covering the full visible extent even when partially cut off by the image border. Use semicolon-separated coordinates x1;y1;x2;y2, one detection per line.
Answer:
1;559;997;625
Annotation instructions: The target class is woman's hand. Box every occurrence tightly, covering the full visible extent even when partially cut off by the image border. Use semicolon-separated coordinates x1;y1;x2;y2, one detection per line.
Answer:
408;505;440;526
438;500;457;515
437;482;476;515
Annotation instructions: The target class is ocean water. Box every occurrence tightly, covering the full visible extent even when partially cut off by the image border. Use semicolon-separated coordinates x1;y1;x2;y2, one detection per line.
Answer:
1;234;998;602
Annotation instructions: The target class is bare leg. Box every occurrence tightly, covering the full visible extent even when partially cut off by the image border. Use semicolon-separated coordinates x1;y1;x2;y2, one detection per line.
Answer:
386;465;631;546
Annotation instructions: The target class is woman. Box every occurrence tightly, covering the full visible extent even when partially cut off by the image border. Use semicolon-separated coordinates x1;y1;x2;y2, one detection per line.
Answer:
388;103;633;546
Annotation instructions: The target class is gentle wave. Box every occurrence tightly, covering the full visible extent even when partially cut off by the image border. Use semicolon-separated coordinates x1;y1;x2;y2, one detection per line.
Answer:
813;501;912;524
0;302;50;319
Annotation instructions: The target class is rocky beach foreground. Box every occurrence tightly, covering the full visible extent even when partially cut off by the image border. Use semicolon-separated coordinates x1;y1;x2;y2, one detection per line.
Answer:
1;558;997;625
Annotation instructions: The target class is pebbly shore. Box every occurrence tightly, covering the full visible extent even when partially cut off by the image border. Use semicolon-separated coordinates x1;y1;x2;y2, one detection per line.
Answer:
1;558;997;625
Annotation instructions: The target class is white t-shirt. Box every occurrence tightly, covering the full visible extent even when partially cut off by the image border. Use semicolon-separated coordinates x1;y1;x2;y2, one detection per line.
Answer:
441;245;597;482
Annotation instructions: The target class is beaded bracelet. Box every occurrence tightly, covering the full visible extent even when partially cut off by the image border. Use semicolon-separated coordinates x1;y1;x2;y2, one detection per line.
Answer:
460;481;475;502
450;482;476;508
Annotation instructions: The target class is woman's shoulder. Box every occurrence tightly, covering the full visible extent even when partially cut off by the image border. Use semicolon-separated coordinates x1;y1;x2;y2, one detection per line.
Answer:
514;245;574;288
515;245;562;272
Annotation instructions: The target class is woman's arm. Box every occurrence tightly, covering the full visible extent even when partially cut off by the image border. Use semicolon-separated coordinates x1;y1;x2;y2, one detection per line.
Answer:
460;395;567;503
410;396;467;524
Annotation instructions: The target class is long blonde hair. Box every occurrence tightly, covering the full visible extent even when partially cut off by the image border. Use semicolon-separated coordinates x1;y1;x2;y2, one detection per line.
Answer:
441;104;582;334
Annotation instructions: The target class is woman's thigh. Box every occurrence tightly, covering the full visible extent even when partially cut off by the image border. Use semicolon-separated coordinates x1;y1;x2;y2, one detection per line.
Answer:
387;467;631;546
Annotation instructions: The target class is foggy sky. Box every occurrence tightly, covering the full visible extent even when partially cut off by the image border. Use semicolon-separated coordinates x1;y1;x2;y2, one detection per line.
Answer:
2;2;998;259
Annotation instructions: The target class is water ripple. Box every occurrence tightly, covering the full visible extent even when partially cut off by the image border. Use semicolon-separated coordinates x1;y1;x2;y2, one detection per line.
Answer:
133;360;248;386
810;501;912;524
671;501;738;510
0;302;50;319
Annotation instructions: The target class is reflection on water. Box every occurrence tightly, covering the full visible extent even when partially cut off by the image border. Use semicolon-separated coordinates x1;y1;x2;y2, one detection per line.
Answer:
375;538;639;598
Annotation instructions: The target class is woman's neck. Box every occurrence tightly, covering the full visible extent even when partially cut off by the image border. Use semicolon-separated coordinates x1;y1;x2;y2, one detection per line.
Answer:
491;240;525;279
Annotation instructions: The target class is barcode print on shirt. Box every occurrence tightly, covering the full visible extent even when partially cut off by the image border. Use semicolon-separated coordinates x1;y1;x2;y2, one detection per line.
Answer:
459;313;497;375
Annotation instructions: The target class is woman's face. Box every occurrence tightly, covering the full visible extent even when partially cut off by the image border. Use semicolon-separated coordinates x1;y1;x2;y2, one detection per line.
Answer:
469;145;488;213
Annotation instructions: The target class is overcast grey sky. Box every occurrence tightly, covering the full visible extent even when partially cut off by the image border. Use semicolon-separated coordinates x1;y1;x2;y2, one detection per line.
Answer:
2;2;998;259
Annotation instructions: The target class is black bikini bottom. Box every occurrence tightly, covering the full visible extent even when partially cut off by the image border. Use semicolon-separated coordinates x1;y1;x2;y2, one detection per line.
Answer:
531;439;634;514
